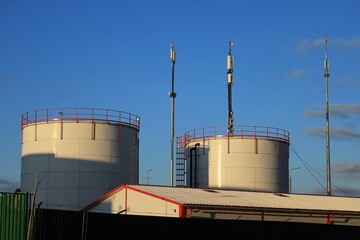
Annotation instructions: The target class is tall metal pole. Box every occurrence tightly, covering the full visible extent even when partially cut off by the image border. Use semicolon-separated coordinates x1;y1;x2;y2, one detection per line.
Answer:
169;44;176;186
227;41;234;135
324;34;331;195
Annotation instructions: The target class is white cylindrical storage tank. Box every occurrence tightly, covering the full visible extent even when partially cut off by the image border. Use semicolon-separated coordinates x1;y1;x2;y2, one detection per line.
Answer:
20;107;140;211
182;125;290;193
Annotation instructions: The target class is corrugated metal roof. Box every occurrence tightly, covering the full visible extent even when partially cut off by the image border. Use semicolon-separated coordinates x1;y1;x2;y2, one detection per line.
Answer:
127;184;360;214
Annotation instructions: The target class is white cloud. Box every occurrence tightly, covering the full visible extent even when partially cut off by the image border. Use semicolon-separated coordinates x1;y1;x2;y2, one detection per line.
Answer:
286;69;308;80
295;37;325;53
304;126;360;140
295;36;360;53
304;103;360;118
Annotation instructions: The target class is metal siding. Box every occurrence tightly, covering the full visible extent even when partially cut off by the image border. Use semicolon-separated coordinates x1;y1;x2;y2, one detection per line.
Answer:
0;192;30;240
126;189;179;217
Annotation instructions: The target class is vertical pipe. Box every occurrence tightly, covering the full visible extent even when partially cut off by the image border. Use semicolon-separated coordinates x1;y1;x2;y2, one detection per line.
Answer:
189;148;193;187
194;143;200;187
189;143;200;188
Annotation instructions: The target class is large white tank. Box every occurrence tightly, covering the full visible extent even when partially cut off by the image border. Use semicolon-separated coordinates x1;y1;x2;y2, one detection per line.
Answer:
180;125;290;193
20;107;140;211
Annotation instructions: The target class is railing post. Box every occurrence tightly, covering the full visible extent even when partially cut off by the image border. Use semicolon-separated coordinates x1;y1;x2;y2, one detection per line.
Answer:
76;108;78;122
60;109;63;140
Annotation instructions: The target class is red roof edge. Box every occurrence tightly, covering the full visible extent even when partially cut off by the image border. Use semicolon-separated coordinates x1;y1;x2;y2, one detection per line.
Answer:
80;184;128;212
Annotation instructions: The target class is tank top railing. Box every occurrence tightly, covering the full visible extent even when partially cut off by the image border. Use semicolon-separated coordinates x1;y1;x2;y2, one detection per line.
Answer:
184;125;290;145
21;107;140;131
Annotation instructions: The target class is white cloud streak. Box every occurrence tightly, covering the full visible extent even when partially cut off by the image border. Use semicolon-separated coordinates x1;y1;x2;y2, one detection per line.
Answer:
304;103;360;118
286;69;308;80
304;127;360;140
295;36;360;53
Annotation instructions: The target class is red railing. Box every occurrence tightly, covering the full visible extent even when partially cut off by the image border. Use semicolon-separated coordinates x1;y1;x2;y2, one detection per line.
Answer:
184;125;290;144
21;107;140;131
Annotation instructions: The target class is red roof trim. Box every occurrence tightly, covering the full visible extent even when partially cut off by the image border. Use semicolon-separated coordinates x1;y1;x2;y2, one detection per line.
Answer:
80;183;127;212
81;184;185;217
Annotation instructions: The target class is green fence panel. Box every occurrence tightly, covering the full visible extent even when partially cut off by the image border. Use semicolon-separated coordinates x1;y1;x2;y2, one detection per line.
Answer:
0;192;30;240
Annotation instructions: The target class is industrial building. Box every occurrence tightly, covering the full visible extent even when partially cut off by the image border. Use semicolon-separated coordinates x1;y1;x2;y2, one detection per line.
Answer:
82;184;360;226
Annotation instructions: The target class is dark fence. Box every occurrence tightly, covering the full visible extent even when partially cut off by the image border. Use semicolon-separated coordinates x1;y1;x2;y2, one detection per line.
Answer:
31;209;360;239
1;195;360;240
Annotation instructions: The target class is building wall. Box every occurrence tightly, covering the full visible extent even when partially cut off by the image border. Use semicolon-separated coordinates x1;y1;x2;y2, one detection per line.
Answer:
88;188;180;217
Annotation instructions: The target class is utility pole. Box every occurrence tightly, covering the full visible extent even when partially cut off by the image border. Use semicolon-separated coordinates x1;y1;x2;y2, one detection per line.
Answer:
147;169;152;185
169;44;176;186
227;41;234;135
324;34;331;196
289;167;300;193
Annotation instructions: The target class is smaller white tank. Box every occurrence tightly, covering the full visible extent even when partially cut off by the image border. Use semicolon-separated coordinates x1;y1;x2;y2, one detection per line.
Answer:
181;125;290;193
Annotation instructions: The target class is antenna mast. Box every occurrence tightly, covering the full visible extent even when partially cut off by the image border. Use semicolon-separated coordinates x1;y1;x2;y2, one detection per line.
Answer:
227;41;234;135
169;43;176;186
324;34;331;195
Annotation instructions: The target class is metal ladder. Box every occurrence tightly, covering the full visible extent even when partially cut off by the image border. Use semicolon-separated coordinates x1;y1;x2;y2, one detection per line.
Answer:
175;136;186;187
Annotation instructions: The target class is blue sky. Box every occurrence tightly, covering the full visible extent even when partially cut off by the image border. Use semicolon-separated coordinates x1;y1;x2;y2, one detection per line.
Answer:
1;0;359;196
